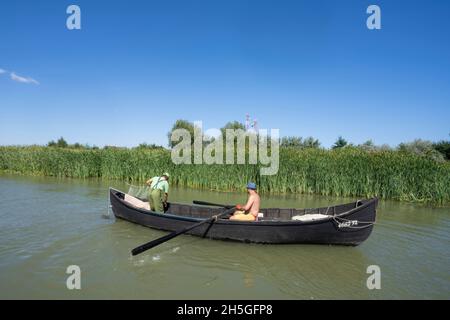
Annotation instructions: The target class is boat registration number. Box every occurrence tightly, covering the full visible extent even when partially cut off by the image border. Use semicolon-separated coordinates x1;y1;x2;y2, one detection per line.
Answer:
338;220;359;228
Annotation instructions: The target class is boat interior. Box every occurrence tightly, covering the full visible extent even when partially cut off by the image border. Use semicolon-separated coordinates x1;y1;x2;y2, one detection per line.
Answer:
166;201;366;220
114;190;368;221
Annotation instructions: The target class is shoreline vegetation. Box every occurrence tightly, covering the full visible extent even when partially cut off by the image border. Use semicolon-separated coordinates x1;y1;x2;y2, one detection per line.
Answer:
1;120;449;204
1;144;449;204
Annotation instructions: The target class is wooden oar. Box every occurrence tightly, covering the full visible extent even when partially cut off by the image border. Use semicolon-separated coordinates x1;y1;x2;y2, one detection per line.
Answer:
131;207;236;256
193;200;234;209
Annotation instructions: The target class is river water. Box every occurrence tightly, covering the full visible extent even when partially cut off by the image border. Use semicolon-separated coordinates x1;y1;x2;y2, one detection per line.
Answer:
0;173;448;299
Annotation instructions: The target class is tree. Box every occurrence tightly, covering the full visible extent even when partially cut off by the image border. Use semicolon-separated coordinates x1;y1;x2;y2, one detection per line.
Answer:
378;144;392;151
48;137;68;148
220;121;246;137
72;143;83;149
218;121;251;157
332;136;348;149
362;139;374;147
103;145;126;150
167;120;197;148
281;136;303;148
303;137;321;148
398;139;445;162
433;140;450;160
56;137;68;148
358;140;375;151
281;136;320;149
357;140;393;152
136;143;164;150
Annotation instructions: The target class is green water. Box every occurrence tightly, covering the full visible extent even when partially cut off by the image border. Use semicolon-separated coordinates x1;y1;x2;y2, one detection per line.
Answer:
0;173;449;299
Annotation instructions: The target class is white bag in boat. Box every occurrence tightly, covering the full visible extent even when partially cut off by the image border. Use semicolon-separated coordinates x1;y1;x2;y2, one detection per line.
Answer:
292;214;329;221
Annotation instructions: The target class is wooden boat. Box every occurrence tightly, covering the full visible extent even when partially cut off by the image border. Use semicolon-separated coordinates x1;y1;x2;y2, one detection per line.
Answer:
109;188;377;246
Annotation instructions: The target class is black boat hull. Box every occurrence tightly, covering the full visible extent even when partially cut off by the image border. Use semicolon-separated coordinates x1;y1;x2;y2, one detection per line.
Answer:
109;188;377;246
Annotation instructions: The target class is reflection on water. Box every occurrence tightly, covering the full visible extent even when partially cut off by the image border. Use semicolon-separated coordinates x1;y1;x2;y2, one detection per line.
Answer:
0;173;449;299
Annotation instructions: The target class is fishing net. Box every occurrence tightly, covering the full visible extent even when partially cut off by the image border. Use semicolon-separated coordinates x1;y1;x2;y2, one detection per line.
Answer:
126;183;150;201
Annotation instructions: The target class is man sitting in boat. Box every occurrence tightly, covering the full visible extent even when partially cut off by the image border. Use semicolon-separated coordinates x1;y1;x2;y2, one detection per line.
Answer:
230;182;261;221
146;172;170;213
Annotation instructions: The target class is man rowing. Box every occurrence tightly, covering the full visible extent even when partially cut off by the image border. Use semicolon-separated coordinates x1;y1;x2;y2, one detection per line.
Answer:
230;182;261;221
146;172;170;213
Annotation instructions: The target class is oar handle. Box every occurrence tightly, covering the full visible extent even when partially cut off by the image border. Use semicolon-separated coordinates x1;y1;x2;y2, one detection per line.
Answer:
193;200;234;209
131;207;235;256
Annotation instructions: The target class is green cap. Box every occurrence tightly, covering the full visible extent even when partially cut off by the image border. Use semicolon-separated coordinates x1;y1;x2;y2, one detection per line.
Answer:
163;172;170;178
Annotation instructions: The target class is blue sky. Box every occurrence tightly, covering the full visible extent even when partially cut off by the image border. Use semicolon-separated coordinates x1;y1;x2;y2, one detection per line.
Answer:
1;0;449;148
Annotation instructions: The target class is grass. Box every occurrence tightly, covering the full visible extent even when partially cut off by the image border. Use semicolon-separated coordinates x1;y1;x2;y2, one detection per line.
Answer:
1;146;449;204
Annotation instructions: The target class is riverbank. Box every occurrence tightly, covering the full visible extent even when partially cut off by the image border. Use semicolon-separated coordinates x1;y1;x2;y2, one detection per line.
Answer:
1;146;449;204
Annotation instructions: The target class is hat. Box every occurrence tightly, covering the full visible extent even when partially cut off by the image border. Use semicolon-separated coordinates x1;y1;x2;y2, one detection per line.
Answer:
246;182;257;190
162;172;170;178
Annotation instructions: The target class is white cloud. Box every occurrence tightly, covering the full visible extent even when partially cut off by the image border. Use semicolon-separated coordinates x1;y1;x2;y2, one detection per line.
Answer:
10;72;39;85
0;68;6;74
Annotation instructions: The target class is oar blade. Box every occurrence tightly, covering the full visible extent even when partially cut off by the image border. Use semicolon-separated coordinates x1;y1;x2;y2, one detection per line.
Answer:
130;207;235;256
131;232;177;256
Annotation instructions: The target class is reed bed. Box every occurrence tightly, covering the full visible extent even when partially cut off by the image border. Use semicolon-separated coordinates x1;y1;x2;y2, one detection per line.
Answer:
1;146;449;204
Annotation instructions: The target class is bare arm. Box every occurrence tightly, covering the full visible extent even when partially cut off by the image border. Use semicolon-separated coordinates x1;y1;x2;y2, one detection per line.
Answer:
242;196;255;211
146;178;153;186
